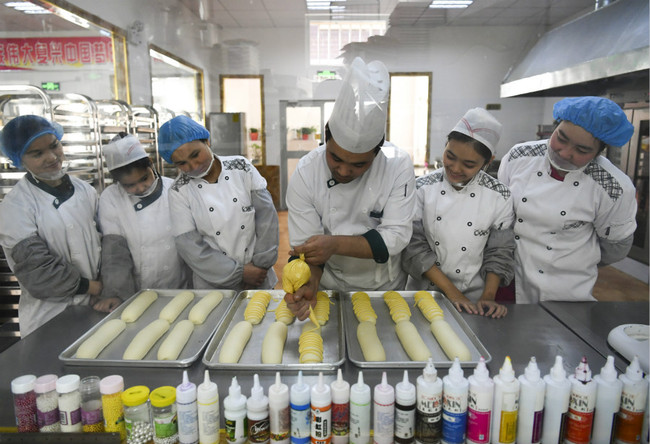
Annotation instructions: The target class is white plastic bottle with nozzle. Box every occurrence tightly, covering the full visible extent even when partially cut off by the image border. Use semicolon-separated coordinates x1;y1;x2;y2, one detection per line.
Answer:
592;356;622;444
541;356;571;444
491;356;519;444
248;374;270;444
291;371;311;444
331;369;350;444
269;372;290;444
224;377;248;444
517;357;546;444
565;357;597;444
349;371;371;444
177;370;199;444
615;356;649;444
415;358;443;444
373;372;395;444
311;372;332;444
442;358;468;444
467;357;494;444
395;370;416;444
197;370;219;444
641;374;649;444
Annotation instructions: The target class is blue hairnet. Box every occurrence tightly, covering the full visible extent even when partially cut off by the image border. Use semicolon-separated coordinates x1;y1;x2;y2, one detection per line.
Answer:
553;97;634;147
158;115;210;163
0;115;64;168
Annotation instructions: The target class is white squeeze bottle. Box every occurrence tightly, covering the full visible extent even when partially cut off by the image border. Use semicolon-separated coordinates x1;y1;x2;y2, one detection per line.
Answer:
373;372;395;444
541;355;571;444
467;357;494;444
641;374;649;444
269;372;290;444
592;356;622;444
395;370;416;444
197;370;219;444
615;356;649;444
311;372;332;444
565;357;597;444
291;371;311;444
415;358;443;444
224;377;248;444
442;357;468;444
331;369;350;444
517;357;546;444
349;371;371;444
248;374;271;444
177;370;199;444
491;356;519;444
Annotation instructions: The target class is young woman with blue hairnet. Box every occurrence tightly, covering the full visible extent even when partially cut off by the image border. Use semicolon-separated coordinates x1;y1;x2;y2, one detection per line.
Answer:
0;115;102;336
498;96;637;303
158;115;279;290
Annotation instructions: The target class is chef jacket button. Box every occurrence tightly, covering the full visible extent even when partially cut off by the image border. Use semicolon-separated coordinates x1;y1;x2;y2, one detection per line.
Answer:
547;246;552;250
455;269;461;274
537;172;542;176
518;218;523;223
522;197;527;202
198;184;203;188
467;222;472;226
68;224;74;229
461;247;466;251
245;248;248;252
550;231;556;234
241;225;245;229
573;181;579;186
54;199;59;205
560;211;566;216
216;231;221;235
165;245;171;250
223;251;227;255
435;261;441;266
136;203;142;209
166;226;171;231
225;176;229;180
538;269;544;274
441;190;445;195
515;235;520;240
434;241;440;246
233;198;238;202
470;193;475;198
331;208;336;213
436;216;441;221
209;207;214;212
163;266;169;271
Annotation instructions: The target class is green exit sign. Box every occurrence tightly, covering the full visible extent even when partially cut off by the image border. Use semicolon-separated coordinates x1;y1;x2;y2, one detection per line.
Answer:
41;82;60;91
317;70;337;79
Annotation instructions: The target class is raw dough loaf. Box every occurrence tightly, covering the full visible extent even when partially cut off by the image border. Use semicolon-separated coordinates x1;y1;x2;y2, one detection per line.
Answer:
159;290;195;323
188;291;223;325
356;321;386;361
123;319;170;360
395;320;432;361
76;319;126;359
157;319;195;360
430;318;471;361
121;290;158;323
218;321;253;363
261;321;288;364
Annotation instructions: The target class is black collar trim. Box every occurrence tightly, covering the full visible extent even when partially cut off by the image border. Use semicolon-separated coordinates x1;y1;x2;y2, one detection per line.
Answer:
26;173;75;209
133;175;163;212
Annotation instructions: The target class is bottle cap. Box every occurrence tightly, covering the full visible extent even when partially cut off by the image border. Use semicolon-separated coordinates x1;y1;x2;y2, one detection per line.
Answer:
311;372;332;406
623;356;643;382
524;357;541;382
472;357;490;382
151;386;176;408
247;374;269;411
290;371;310;406
197;370;218;404
548;356;566;381
121;385;150;407
331;369;350;404
11;375;36;395
395;370;415;405
446;358;465;384
598;356;618;383
423;357;438;382
56;374;81;394
574;357;592;382
34;374;58;394
100;375;124;395
80;376;101;394
176;370;197;404
499;356;515;382
373;372;394;405
350;371;371;404
269;372;289;408
224;377;247;411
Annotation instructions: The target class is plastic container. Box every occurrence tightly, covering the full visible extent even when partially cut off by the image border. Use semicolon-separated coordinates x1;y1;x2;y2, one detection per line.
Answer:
291;371;311;444
373;372;395;444
80;376;104;433
34;374;61;432
248;374;270;444
11;374;38;432
151;386;179;444
331;369;350;444
441;358;468;444
101;375;126;441
269;372;290;444
565;357;597;444
415;358;443;444
466;357;493;444
349;371;371;444
224;377;248;444
177;371;199;444
516;357;545;444
592;356;622;444
122;385;154;444
197;370;219;444
541;356;571;444
311;372;332;444
491;356;519;444
615;356;649;444
395;370;416;444
57;374;83;432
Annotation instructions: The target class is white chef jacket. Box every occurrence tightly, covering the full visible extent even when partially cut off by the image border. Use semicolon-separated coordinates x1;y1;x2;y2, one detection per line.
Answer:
98;176;189;291
169;156;278;289
287;142;416;291
498;141;637;303
405;168;515;301
0;175;101;337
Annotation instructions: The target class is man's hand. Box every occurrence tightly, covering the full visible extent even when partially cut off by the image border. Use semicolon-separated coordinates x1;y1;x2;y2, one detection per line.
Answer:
93;297;122;313
476;300;508;318
243;263;268;288
290;235;335;266
283;264;323;320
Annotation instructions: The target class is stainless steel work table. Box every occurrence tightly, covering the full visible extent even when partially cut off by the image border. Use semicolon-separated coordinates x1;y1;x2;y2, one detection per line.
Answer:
0;303;619;428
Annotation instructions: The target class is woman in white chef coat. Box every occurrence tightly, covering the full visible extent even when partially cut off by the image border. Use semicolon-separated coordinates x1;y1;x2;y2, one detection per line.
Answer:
0;115;102;337
402;108;514;318
158;115;279;290
96;133;190;311
498;96;636;303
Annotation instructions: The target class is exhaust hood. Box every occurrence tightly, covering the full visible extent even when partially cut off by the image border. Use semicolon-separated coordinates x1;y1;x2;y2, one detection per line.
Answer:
501;0;649;98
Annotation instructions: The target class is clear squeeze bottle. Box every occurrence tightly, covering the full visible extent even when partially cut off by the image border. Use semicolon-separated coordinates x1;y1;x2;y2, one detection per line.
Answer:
349;371;371;444
441;358;468;444
197;370;219;444
269;372;290;444
615;356;649;444
331;369;350;444
641;374;649;444
592;356;622;444
177;371;199;444
395;370;416;444
373;372;395;444
311;372;332;444
517;357;546;444
224;377;248;444
415;357;443;444
248;374;271;444
491;356;519;444
541;356;571;444
291;371;311;444
565;357;597;444
467;357;494;444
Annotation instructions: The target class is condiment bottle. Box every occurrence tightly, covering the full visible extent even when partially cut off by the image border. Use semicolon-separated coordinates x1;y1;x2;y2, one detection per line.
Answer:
467;357;494;444
641;374;649;444
442;358;468;444
331;369;350;444
11;374;38;433
224;377;248;444
197;370;219;444
248;374;270;444
291;371;311;444
415;358;443;444
34;374;61;432
395;370;416;444
311;372;332;444
101;375;126;441
80;376;104;433
373;372;395;444
592;356;622;444
150;386;179;444
565;357;597;444
57;374;83;432
269;372;290;444
517;357;545;444
541;356;571;444
349;371;370;444
122;385;154;444
491;356;519;444
615;356;649;444
177;371;199;444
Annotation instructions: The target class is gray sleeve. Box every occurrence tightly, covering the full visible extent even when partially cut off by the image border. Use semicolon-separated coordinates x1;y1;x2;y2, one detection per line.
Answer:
100;234;136;301
10;235;84;301
251;189;279;269
598;233;634;266
401;219;437;278
479;228;515;286
175;230;244;289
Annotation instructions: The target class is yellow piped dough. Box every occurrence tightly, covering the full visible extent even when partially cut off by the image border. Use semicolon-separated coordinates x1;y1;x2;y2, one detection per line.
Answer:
356;321;386;361
121;290;158;323
414;291;444;322
261;321;288;364
244;291;272;325
76;319;126;359
314;292;332;325
123;319;170;360
351;292;377;324
274;299;295;325
219;321;253;363
159;290;195;323
157;319;195;360
299;322;323;363
188;291;223;325
430;318;471;361
395;320;432;361
383;291;411;323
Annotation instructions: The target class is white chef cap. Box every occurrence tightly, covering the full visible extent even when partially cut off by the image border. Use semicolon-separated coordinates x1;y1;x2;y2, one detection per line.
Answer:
103;134;148;171
452;108;503;155
328;57;389;153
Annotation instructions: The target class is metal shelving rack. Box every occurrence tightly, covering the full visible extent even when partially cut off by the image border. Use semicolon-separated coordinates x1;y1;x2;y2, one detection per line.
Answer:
96;99;131;187
130;104;163;175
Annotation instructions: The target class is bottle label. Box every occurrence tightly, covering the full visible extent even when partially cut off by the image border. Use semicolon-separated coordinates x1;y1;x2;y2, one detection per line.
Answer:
199;406;219;437
81;408;103;426
349;401;370;444
564;408;594;444
249;416;271;443
497;410;517;444
311;405;332;444
291;404;311;443
60;408;81;426
225;416;248;443
373;401;395;443
442;408;467;444
417;393;442;415
615;408;644;444
271;406;290;441
37;408;59;427
467;408;490;444
154;411;178;438
415;407;442;444
332;402;349;437
531;410;543;443
395;403;415;440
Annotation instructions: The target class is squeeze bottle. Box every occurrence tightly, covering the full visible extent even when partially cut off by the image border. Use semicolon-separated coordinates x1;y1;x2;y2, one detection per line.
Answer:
442;358;468;444
311;372;332;444
565;357;597;444
517;357;545;444
467;357;494;444
491;356;519;444
331;369;350;444
641;374;649;444
373;372;395;444
349;371;371;444
248;374;271;444
592;356;622;444
291;371;311;444
197;370;219;444
223;377;248;444
415;358;443;444
177;371;199;444
395;370;416;444
615;356;649;444
269;372;290;444
541;355;571;444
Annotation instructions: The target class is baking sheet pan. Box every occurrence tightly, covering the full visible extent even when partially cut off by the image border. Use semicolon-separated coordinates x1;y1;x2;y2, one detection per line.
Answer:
342;291;491;368
203;290;345;370
59;288;236;368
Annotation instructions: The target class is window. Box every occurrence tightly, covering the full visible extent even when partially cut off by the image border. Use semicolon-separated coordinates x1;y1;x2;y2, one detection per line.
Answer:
309;20;386;66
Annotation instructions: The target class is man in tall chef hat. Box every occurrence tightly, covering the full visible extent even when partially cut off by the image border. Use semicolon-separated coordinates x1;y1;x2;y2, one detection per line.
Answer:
285;57;416;320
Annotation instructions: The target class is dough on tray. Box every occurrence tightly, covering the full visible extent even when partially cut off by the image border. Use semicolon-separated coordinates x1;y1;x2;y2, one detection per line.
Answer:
76;319;126;359
261;321;288;364
120;290;158;323
159;290;195;323
218;320;253;363
430;318;471;361
244;291;272;325
157;319;195;360
395;320;432;361
123;319;170;360
356;321;386;362
188;291;223;325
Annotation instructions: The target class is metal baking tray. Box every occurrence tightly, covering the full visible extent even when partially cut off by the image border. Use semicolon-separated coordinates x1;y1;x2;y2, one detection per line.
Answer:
342;291;491;368
203;290;345;370
59;288;236;368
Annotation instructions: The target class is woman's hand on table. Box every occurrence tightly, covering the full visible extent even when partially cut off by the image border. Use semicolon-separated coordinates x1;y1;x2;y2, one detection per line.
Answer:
476;299;508;318
93;297;122;313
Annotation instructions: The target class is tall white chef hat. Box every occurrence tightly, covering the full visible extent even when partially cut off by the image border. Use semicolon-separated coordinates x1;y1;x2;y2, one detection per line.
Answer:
103;134;148;171
452;108;503;155
328;57;389;153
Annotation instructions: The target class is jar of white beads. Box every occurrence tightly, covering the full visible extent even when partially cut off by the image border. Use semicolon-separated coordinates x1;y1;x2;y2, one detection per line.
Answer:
122;385;154;444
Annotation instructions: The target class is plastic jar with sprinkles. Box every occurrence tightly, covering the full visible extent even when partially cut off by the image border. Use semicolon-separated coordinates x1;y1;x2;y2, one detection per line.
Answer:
11;374;38;432
34;374;61;433
122;385;154;444
81;376;105;432
57;374;83;432
101;375;126;441
150;386;179;444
